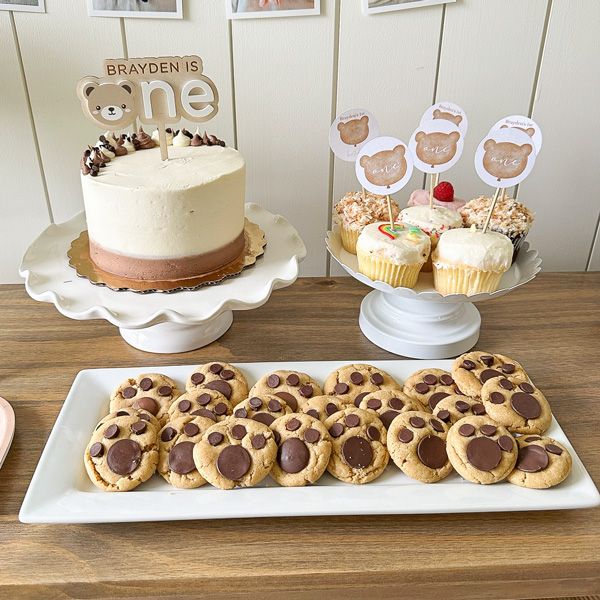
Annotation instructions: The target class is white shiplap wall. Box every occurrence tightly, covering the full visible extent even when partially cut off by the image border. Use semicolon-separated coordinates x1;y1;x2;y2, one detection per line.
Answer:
1;0;599;282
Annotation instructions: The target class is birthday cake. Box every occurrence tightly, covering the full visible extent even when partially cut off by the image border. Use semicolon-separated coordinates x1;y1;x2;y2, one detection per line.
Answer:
80;131;246;281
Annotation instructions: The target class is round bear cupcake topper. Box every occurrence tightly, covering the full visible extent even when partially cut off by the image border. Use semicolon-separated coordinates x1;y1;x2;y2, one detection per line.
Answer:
409;119;464;175
488;115;543;154
77;55;219;160
329;108;380;162
420;101;468;136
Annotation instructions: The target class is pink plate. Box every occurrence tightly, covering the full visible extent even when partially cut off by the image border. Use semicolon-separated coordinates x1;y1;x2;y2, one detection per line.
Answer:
0;396;15;469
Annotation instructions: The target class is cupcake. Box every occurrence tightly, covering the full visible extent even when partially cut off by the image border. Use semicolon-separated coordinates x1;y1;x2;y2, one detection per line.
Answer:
460;196;534;261
432;227;513;296
399;205;463;271
407;181;466;212
333;192;400;254
356;222;430;288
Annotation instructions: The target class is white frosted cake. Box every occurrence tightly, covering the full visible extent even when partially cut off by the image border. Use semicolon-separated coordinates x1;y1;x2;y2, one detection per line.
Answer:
80;134;246;281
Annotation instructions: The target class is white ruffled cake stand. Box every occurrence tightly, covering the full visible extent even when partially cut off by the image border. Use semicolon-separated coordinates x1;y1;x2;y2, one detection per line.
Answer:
326;229;541;359
20;203;306;353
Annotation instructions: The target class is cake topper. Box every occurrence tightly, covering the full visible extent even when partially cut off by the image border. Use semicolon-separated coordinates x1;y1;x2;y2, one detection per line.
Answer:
489;115;542;154
420;101;468;136
329;108;380;161
356;136;414;229
77;55;219;160
474;126;538;233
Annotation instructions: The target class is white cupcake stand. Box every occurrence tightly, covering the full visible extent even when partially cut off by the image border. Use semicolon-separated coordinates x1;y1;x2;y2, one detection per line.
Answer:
20;203;306;353
326;229;542;359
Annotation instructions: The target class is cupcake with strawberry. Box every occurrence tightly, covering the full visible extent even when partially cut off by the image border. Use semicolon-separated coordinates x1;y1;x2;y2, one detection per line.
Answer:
407;181;466;212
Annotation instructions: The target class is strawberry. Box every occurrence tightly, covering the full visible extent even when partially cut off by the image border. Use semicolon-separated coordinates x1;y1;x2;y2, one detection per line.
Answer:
433;181;454;202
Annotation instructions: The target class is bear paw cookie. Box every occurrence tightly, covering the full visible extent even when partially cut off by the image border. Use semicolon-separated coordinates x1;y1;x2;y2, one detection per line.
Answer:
186;362;249;406
248;370;322;412
300;395;345;423
403;368;462;411
233;394;292;426
323;363;398;407
432;394;486;426
168;389;232;423
358;389;421;429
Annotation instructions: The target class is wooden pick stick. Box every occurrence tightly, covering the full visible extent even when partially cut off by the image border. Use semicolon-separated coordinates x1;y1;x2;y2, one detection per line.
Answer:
386;195;394;229
482;187;501;234
501;188;507;202
158;122;168;161
428;174;434;210
361;186;366;201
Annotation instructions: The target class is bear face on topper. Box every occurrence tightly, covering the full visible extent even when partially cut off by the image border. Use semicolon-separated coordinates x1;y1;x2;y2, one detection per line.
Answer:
329;108;380;162
409;118;464;174
77;78;137;130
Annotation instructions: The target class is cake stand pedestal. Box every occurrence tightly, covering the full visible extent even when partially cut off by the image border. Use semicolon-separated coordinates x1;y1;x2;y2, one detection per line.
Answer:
326;230;541;359
20;203;306;354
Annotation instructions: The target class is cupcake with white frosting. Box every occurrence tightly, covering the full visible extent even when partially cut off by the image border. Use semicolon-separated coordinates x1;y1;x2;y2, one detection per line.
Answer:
432;227;513;296
356;222;430;288
399;205;463;271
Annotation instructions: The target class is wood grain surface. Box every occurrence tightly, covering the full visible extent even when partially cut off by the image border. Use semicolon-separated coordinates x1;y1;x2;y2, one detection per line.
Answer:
1;275;599;599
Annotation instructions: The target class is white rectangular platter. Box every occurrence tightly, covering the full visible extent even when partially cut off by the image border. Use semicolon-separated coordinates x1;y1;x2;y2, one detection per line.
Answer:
20;360;600;523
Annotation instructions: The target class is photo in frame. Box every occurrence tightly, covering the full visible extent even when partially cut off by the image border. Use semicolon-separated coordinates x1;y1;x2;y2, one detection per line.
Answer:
86;0;183;19
362;0;455;16
0;0;45;13
226;0;320;20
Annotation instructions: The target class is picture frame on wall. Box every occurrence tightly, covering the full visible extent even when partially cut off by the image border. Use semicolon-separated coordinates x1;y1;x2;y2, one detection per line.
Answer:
86;0;183;19
362;0;455;15
0;0;45;12
226;0;321;20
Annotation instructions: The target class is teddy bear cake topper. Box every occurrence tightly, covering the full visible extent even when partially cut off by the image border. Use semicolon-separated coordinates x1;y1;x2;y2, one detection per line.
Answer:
77;55;219;160
329;108;380;162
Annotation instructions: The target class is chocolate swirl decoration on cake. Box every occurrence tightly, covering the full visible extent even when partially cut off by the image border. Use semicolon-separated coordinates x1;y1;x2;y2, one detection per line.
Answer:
190;130;226;147
136;127;156;150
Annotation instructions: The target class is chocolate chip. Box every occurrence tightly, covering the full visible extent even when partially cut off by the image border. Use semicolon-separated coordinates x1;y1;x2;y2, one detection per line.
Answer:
461;360;475;370
286;418;301;431
389;397;404;410
107;439;142;475
455;400;470;413
249;397;262;409
423;374;438;385
398;428;414;443
490;391;505;405
197;393;211;406
329;423;344;438
286;373;300;386
191;372;205;385
415;383;430;394
353;392;369;407
499;378;514;390
467;436;501;471
139;413;152;422
231;424;247;439
235;408;248;418
267;374;280;388
437;410;451;422
139;377;153;391
135;397;159;416
350;371;364;385
278;438;310;473
191;408;217;421
178;399;192;413
326;402;339;416
342;436;373;468
273;431;281;444
345;414;360;428
89;442;104;457
209;363;223;374
367;426;380;441
131;421;146;435
304;428;321;444
409;416;425;428
214;402;228;416
252;434;266;449
472;403;486;415
334;383;349;394
169;441;196;475
417;435;447;469
371;373;384;385
519;382;535;393
220;369;234;381
511;393;541;420
217;445;251;480
367;398;382;410
516;444;549;473
458;423;475;437
501;363;515;374
481;355;494;366
158;385;172;397
161;427;176;442
498;435;514;452
440;374;454;386
428;392;449;410
104;424;119;439
183;423;200;437
204;380;232;400
116;411;129;417
122;386;136;399
525;436;541;441
252;413;275;426
275;392;298;411
380;410;399;429
299;385;314;398
307;409;319;419
481;424;497;437
208;431;223;446
268;399;282;412
479;369;503;383
546;444;563;455
430;419;444;433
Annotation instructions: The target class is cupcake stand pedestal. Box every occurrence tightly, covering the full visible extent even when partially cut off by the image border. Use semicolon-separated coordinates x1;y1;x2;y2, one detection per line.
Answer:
326;230;541;359
20;204;306;354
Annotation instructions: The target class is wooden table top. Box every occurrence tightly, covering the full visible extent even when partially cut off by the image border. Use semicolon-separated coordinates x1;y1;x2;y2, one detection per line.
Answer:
1;274;599;599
